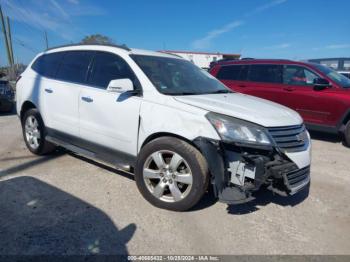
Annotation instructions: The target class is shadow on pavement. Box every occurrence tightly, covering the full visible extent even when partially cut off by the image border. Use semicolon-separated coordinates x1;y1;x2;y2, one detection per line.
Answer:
0;176;136;255
0;151;65;179
227;184;310;215
189;186;218;212
0;155;38;162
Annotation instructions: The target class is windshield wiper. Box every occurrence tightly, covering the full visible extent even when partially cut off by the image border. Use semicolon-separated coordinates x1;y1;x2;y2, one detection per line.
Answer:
165;92;199;96
164;90;233;96
207;90;233;94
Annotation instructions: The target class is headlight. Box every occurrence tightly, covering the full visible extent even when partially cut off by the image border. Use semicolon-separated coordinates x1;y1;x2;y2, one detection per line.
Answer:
206;112;272;145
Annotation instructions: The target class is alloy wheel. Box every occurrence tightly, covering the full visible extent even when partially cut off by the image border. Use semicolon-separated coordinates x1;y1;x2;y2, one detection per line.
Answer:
143;150;193;203
24;115;41;150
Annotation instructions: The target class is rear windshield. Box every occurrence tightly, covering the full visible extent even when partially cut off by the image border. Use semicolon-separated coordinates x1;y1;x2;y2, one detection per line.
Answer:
313;64;350;88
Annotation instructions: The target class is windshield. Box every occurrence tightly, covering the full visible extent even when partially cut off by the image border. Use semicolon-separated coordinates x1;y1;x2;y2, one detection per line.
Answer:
130;55;231;95
313;64;350;88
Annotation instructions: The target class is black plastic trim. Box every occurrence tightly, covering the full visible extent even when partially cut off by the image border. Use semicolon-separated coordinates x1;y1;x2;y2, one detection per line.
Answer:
46;128;137;167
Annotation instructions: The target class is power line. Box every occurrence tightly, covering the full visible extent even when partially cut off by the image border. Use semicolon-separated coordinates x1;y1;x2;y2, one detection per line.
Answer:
5;1;43;37
13;37;39;54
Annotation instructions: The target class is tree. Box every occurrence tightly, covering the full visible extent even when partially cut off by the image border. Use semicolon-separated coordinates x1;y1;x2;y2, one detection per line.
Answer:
80;34;114;45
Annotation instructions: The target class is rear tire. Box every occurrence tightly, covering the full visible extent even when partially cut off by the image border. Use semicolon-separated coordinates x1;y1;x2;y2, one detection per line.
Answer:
22;109;56;155
135;137;209;211
344;120;350;147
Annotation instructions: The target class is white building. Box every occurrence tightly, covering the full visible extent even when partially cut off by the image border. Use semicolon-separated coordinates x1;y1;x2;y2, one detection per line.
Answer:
160;50;241;69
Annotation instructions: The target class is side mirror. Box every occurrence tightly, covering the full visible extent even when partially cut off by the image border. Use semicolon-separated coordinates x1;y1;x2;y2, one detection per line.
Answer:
313;78;331;91
107;78;134;93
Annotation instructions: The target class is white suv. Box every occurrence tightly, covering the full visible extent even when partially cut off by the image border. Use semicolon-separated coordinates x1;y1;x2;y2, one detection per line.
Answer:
16;44;311;211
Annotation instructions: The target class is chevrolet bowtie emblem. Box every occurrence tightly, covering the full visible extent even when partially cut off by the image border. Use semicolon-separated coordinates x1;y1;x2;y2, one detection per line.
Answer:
297;132;306;142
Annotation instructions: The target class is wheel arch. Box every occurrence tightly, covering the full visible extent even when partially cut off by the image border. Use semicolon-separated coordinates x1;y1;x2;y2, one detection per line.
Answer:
342;110;350;125
140;132;201;153
20;101;37;121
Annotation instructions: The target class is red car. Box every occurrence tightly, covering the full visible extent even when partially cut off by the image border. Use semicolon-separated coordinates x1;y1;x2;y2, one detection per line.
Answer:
210;59;350;145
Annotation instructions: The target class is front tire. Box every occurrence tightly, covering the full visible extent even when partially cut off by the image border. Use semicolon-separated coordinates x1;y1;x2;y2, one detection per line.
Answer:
344;120;350;147
22;109;56;155
135;137;209;211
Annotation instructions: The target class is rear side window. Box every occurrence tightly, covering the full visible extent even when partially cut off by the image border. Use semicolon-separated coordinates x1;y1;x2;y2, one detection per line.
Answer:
216;65;248;81
56;51;94;84
31;52;63;78
88;52;136;89
248;65;282;83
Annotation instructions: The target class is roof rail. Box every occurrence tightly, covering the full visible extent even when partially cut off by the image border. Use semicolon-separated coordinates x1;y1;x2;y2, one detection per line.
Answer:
240;58;292;62
46;43;131;52
158;51;183;58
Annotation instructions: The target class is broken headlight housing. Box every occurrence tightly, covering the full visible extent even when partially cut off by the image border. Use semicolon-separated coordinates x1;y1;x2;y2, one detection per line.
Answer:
206;112;272;146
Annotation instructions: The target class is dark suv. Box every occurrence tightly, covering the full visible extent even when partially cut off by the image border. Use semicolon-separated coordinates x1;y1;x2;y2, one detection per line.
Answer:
0;80;14;112
210;59;350;145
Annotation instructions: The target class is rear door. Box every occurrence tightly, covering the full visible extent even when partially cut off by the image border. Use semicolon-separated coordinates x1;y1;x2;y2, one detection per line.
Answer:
31;52;63;128
279;64;337;125
79;51;142;156
44;51;94;137
215;64;249;92
243;64;284;103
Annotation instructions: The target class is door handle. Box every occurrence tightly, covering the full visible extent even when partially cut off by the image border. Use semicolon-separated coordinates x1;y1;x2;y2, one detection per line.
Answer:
283;87;295;92
44;88;53;93
81;96;93;103
238;84;246;88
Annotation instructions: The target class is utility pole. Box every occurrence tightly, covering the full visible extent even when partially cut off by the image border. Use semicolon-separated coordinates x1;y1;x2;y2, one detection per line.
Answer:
44;31;49;49
0;5;13;67
6;16;14;65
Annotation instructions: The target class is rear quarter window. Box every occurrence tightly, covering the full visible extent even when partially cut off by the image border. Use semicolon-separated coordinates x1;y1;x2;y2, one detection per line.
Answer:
31;52;64;78
216;65;248;81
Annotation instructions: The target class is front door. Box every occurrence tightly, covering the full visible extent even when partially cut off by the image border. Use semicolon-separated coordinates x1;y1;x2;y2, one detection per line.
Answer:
279;65;336;126
79;51;142;156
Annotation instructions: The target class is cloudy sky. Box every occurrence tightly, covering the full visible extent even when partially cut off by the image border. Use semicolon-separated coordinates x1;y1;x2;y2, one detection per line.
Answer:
0;0;349;65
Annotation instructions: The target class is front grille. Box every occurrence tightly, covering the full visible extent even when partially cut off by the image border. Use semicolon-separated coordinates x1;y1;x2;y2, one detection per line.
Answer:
268;124;308;152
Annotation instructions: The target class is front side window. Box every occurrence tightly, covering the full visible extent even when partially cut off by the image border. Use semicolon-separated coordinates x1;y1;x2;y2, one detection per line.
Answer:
216;65;248;81
131;55;231;95
31;52;64;78
56;51;94;84
283;65;318;86
248;64;282;83
88;52;136;89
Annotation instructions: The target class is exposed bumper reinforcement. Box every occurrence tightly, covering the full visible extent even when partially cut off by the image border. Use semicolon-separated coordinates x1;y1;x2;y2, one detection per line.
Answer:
193;136;310;204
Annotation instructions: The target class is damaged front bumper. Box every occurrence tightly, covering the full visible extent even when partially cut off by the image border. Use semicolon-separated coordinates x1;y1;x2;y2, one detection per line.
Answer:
193;136;311;204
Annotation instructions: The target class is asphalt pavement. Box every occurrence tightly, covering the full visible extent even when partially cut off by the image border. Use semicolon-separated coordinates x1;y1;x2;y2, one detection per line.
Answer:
1;113;349;255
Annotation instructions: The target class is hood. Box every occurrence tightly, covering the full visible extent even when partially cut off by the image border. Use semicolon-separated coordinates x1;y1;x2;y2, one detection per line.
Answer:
174;93;303;127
